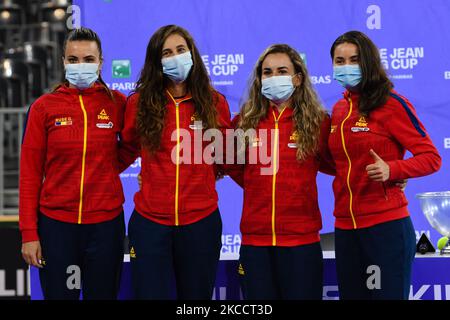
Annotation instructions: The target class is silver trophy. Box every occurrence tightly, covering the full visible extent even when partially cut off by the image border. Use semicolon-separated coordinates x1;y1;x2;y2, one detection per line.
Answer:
416;191;450;254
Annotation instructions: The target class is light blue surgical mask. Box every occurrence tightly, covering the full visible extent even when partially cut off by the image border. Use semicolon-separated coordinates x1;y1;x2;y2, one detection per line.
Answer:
333;64;362;90
162;51;193;83
261;75;295;104
65;63;99;89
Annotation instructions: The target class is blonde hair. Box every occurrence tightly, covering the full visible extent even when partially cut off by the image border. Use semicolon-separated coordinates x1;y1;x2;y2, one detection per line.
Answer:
238;44;326;161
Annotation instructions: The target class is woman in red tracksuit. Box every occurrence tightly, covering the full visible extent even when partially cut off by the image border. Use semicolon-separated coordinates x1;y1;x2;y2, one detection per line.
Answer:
19;27;126;299
225;44;334;300
328;31;442;300
118;25;231;300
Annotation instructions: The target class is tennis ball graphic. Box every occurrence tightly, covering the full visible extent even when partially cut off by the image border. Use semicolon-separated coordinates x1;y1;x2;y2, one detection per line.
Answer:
437;236;449;250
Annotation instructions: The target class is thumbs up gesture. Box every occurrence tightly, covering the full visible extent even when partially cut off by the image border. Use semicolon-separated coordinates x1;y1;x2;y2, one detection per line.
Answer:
366;149;390;182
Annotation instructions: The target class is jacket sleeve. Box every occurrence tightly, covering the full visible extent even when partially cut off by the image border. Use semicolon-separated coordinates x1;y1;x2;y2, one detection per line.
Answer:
317;113;336;176
213;93;232;179
19;102;47;243
221;114;244;188
117;94;141;173
384;94;442;181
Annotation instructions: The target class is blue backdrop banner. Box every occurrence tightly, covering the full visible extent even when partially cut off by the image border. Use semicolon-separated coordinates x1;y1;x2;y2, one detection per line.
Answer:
73;0;450;259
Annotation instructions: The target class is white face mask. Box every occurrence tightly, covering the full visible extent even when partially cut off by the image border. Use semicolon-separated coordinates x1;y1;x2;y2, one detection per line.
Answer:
161;51;193;83
65;63;99;89
261;75;295;104
333;64;362;90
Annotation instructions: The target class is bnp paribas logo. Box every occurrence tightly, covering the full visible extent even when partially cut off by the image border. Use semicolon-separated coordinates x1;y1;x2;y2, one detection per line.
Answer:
112;60;131;78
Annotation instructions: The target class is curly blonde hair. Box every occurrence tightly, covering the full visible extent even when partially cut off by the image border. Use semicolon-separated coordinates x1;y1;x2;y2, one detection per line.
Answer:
238;44;326;161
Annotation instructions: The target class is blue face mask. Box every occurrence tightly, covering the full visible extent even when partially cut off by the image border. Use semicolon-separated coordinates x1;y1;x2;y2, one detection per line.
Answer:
261;75;295;104
65;63;99;89
162;51;193;83
333;64;362;90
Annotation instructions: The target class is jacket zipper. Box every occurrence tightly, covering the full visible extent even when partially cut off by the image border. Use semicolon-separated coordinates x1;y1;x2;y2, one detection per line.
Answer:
340;97;357;229
271;107;287;246
167;91;191;226
175;101;180;226
77;95;88;224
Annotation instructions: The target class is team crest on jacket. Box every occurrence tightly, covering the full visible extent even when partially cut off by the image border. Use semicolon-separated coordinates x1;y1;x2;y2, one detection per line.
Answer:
189;113;205;130
54;117;72;126
351;116;370;132
288;131;298;148
330;125;337;133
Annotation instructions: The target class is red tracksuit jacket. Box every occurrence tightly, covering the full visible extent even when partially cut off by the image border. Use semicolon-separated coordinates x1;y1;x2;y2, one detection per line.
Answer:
226;106;333;246
19;83;127;243
119;90;231;226
328;90;441;230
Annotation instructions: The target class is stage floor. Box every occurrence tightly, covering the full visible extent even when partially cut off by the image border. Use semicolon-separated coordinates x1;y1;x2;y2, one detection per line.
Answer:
30;251;450;300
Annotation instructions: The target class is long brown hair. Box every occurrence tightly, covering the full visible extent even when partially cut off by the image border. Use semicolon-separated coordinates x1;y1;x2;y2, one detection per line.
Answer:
238;44;326;161
330;30;393;115
135;25;218;152
54;27;114;100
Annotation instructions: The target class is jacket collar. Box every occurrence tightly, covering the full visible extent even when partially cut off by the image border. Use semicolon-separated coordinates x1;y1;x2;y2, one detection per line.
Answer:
268;104;294;120
55;82;108;95
166;89;192;105
343;89;360;100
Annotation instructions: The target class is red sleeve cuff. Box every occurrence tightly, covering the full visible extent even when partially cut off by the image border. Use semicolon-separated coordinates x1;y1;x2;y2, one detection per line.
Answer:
387;160;402;181
21;229;39;243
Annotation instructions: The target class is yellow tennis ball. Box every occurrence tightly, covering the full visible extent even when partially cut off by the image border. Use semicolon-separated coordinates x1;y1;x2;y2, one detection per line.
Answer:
437;237;449;250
